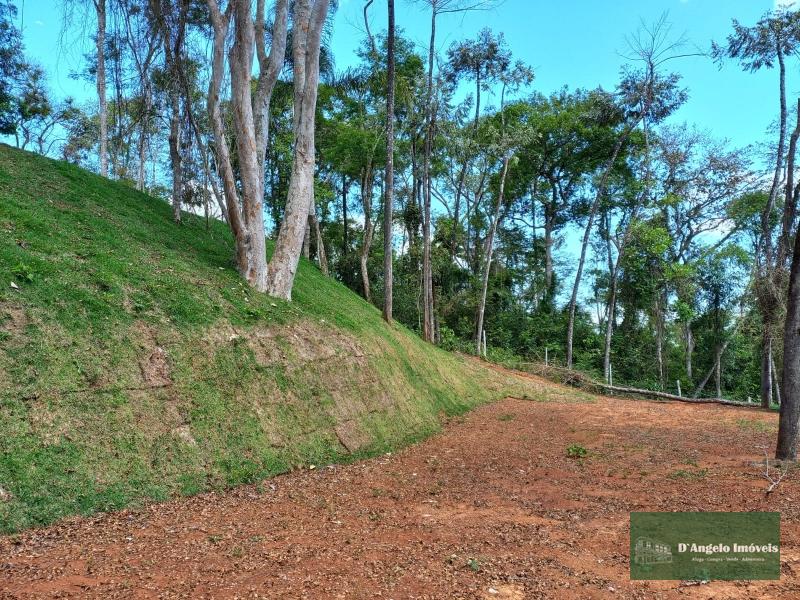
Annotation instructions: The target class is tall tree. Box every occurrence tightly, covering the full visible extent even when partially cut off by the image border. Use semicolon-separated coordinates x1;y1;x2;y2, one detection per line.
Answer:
713;8;800;407
383;0;395;322
0;0;23;135
266;0;331;299
206;0;289;291
94;0;108;177
565;18;687;369
150;0;188;220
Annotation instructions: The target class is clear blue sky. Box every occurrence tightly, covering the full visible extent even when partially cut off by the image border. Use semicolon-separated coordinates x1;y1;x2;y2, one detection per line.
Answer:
15;0;789;154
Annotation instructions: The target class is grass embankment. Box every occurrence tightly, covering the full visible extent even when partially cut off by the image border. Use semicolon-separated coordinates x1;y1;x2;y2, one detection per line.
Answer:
0;144;551;533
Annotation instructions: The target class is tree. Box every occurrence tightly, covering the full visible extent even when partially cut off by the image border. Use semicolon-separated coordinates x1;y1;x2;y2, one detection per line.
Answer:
713;8;800;407
94;0;108;177
266;0;331;299
383;0;395;322
206;0;289;292
416;0;497;342
150;0;189;221
565;17;687;369
473;64;533;355
778;208;800;459
0;0;23;135
13;65;81;155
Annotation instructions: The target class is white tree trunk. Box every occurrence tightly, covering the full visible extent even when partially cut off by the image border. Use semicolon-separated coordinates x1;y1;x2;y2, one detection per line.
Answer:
383;0;395;322
94;0;108;178
266;0;330;300
476;156;509;355
205;0;289;291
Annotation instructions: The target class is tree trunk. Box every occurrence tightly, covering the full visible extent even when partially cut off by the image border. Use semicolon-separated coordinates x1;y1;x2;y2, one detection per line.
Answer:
685;323;694;380
780;97;800;265
311;211;329;275
156;0;188;222
603;262;619;384
758;42;787;406
206;0;289;291
359;166;375;301
692;340;730;399
266;0;329;300
654;293;666;390
776;222;800;459
137;122;147;191
544;188;555;300
303;216;311;259
763;42;787;270
565;135;627;368
772;349;782;407
168;91;182;223
95;0;108;178
342;176;349;255
383;0;395;322
475;156;509;355
206;4;248;274
421;7;436;342
762;335;774;408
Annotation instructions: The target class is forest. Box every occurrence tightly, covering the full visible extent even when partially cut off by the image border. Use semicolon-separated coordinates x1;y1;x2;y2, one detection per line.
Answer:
2;0;800;460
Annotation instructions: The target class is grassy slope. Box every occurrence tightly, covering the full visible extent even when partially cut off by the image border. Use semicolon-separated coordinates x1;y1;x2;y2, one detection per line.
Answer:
0;145;549;533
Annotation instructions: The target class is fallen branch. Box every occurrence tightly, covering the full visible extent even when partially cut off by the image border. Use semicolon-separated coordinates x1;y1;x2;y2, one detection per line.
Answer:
761;447;790;494
600;384;751;407
505;361;759;409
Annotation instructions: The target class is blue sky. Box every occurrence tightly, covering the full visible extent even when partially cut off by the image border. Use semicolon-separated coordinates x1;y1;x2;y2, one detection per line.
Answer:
14;0;790;154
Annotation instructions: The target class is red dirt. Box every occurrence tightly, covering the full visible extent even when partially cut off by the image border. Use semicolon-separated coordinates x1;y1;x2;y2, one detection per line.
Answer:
1;381;799;599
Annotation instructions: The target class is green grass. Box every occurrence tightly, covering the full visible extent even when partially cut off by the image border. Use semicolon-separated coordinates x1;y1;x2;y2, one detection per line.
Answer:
735;418;777;433
668;468;708;480
0;144;550;533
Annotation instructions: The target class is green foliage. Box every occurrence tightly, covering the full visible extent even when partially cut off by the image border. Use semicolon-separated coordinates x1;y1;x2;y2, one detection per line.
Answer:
10;261;34;283
0;0;24;134
566;443;588;458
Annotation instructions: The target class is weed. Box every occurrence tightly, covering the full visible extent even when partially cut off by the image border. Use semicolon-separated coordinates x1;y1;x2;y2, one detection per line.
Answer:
669;468;708;480
566;444;588;459
10;262;35;283
736;419;776;433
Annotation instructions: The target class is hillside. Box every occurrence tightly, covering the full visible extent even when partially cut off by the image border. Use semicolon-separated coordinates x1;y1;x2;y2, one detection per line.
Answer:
0;144;544;533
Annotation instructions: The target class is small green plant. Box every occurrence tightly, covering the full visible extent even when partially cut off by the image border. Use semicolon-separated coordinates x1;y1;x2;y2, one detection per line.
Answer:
566;443;588;459
669;468;708;480
11;262;35;283
467;558;481;572
497;413;515;422
736;419;776;433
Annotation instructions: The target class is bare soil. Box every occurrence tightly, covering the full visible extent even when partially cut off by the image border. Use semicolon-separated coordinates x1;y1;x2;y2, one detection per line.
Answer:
1;372;798;599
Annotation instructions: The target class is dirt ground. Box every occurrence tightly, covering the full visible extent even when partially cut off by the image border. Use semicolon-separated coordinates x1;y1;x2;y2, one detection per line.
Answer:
1;373;799;599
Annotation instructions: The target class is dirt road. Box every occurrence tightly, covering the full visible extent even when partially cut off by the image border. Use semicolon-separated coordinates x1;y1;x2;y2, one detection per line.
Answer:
1;377;798;599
